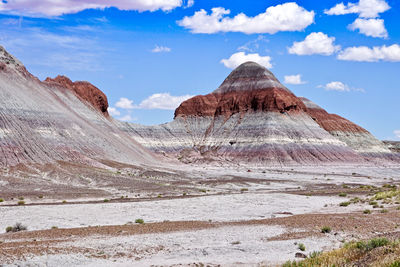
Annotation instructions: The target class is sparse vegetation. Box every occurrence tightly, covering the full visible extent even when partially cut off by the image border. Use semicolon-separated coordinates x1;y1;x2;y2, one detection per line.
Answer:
18;197;24;200
298;243;306;251
199;189;207;193
5;223;27;233
339;201;350;207
38;195;43;199
240;188;249;192
338;192;347;197
17;200;25;205
0;198;3;202
51;226;58;229
321;226;331;233
62;200;67;203
283;237;394;267
135;218;144;224
363;209;371;214
103;199;109;202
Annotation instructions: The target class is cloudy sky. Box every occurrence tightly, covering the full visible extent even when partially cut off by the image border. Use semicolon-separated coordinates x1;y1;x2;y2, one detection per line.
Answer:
0;0;399;140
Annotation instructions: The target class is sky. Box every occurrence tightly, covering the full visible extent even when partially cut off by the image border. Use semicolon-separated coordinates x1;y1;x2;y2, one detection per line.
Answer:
0;0;399;140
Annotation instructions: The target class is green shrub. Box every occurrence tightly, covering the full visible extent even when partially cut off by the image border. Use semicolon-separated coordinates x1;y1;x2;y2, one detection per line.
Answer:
388;261;400;267
363;209;371;214
38;195;44;199
339;192;347;197
0;198;3;202
298;243;306;251
18;197;24;200
103;199;109;202
17;200;25;205
368;237;389;249
309;251;322;258
135;218;144;224
321;226;332;233
5;223;27;233
339;201;350;207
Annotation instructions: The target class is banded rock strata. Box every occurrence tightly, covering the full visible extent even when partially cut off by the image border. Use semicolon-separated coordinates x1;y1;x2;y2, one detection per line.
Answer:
119;62;398;164
0;46;155;167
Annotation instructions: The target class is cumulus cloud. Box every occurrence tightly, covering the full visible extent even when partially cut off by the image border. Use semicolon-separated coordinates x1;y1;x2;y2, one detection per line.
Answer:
318;81;364;92
0;0;183;16
395;130;400;139
348;18;387;38
115;97;134;109
288;32;341;56
118;114;136;122
107;107;120;116
177;2;314;34
322;81;350;92
338;44;400;62
151;45;171;53
324;0;390;18
284;74;306;85
137;93;193;110
221;52;272;69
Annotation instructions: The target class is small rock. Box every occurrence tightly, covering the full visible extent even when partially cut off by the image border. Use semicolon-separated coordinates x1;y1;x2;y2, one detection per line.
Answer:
295;252;307;258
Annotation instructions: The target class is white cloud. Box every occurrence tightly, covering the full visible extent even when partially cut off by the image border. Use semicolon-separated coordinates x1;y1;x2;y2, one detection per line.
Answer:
221;52;272;69
177;2;314;34
118;114;136;122
394;130;400;138
338;44;400;62
318;81;364;92
284;74;306;85
185;0;194;8
324;0;390;18
151;45;171;53
348;18;387;38
115;97;134;109
237;35;268;52
288;32;340;56
137;93;193;110
107;107;120;116
322;81;350;92
0;0;183;16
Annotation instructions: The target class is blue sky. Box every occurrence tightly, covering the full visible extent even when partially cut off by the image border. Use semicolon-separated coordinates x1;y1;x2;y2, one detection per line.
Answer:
0;0;399;140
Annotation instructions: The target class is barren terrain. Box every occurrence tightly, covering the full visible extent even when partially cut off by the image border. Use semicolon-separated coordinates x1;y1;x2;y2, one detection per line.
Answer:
1;163;399;266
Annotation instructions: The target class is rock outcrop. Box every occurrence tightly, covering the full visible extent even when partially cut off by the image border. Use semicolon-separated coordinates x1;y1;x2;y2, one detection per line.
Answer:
383;141;400;153
0;46;155;167
119;62;398;164
45;76;109;116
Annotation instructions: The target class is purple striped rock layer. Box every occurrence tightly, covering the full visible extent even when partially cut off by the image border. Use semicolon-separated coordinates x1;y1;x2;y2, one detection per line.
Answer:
0;46;156;167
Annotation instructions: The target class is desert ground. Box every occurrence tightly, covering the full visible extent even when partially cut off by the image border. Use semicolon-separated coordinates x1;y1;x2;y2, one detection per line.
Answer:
1;162;400;266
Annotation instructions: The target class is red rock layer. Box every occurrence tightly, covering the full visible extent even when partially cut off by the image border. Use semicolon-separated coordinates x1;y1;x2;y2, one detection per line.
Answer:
45;76;109;116
300;97;367;133
175;87;306;118
176;62;306;119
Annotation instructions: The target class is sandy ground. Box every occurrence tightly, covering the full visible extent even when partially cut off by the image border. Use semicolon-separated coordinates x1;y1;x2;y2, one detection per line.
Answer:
0;164;399;266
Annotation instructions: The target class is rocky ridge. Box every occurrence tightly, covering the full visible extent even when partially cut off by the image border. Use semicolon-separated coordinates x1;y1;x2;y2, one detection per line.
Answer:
119;62;398;164
0;46;155;167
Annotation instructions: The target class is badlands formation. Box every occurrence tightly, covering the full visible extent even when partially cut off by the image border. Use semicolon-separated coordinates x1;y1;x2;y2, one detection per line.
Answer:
119;62;396;164
0;46;400;266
